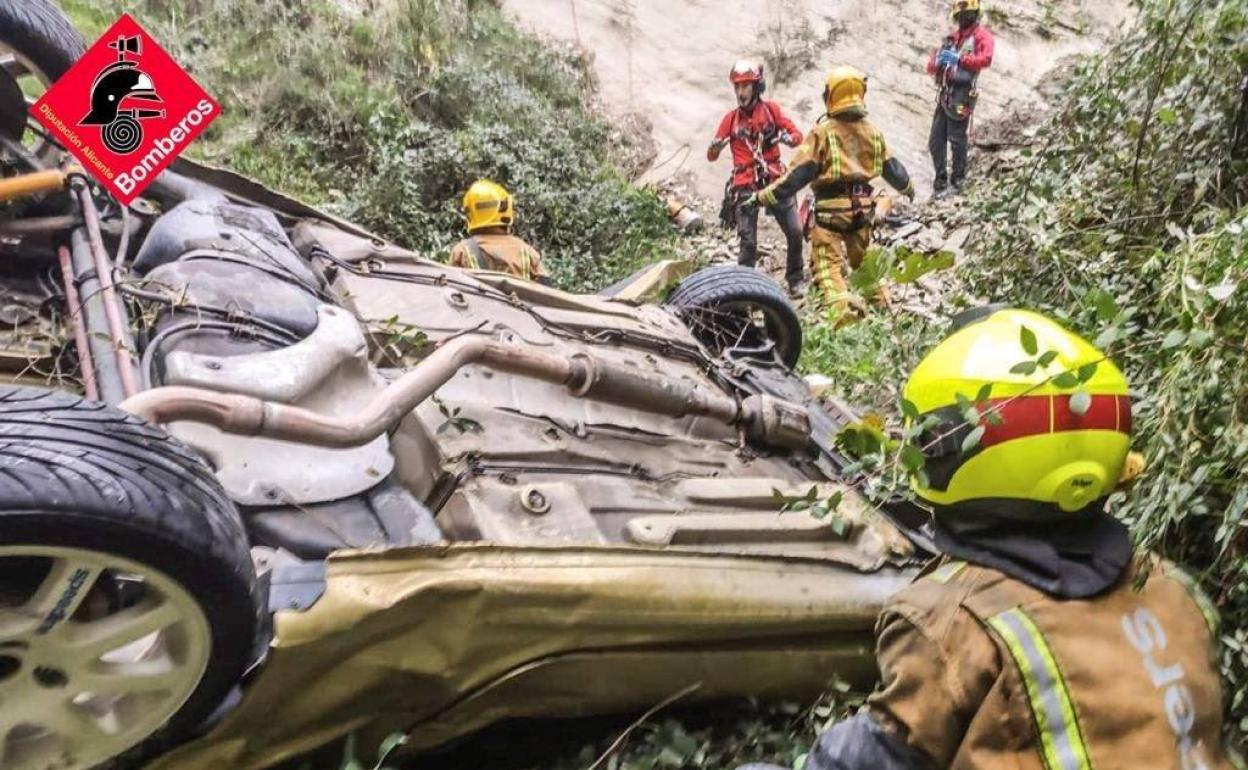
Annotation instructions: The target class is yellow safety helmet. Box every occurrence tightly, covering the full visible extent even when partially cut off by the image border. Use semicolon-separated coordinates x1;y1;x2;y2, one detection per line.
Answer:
904;308;1131;519
823;65;868;117
462;179;514;233
951;0;981;13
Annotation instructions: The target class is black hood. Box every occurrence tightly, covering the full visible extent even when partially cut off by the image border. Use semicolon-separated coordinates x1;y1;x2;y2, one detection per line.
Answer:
932;501;1133;599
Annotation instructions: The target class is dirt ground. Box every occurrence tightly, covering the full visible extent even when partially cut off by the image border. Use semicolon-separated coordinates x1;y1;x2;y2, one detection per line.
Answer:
501;0;1132;200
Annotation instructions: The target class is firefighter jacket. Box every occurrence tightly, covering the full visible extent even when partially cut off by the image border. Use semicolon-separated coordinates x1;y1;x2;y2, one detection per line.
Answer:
708;100;803;190
757;113;912;219
758;554;1240;770
926;22;994;120
448;230;550;284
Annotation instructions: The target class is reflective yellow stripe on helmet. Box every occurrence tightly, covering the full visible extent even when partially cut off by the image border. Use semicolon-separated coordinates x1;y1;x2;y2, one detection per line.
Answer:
987;608;1093;770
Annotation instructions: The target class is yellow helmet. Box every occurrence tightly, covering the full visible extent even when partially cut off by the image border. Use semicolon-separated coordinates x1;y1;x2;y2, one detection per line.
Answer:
462;179;514;233
904;308;1131;518
951;0;981;13
823;65;867;117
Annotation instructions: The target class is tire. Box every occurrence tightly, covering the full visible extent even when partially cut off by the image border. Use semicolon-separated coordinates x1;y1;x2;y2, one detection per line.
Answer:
665;265;803;368
0;386;261;770
0;0;85;82
0;0;85;164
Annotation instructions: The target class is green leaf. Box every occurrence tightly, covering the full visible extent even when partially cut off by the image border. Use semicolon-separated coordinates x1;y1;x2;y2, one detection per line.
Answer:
1076;362;1099;382
1069;390;1092;416
1161;330;1187;349
1019;325;1038;356
1009;360;1038;375
1037;350;1059;368
1094;326;1120;348
900;398;921;421
1158;106;1177;124
975;383;993;402
961;425;986;453
900;443;926;472
1189;329;1213;349
1052;371;1080;388
1090;289;1118;322
1207;282;1237;302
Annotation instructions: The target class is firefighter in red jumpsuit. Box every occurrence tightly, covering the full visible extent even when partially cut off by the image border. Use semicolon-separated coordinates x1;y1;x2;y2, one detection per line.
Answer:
707;60;807;297
926;0;994;197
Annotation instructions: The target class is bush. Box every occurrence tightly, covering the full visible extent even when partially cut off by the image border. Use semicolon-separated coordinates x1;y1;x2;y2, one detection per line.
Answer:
63;0;674;293
962;0;1248;744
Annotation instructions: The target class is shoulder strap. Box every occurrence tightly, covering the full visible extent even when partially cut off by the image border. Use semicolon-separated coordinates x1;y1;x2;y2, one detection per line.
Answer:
761;100;781;129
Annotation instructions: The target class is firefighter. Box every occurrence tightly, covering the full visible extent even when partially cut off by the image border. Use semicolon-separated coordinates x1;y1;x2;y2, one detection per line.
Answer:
738;308;1241;770
707;59;807;297
752;66;913;319
449;179;551;285
927;0;994;198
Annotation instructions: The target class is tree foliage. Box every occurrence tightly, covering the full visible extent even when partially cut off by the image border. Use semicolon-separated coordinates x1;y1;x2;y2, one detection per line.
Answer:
64;0;674;292
966;0;1248;742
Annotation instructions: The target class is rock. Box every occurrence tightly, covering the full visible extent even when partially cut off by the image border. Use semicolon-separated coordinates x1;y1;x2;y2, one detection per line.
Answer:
804;373;834;398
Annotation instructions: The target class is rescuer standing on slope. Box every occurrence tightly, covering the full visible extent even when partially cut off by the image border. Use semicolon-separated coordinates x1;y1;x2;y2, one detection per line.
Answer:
927;0;994;198
751;66;913;320
735;307;1242;770
707;59;807;298
449;179;552;285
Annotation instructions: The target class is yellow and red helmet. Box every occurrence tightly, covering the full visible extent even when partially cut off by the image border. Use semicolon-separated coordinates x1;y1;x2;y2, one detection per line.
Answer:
904;308;1131;518
951;0;981;13
462;179;514;233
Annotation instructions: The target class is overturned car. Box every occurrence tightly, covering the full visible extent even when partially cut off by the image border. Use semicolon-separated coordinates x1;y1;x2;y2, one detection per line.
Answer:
0;3;928;769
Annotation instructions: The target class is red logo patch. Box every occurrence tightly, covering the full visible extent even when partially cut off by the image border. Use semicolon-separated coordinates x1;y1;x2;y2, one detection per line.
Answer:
30;14;219;204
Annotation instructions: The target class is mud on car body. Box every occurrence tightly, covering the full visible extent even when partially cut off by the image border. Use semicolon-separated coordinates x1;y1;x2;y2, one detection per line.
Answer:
0;2;930;768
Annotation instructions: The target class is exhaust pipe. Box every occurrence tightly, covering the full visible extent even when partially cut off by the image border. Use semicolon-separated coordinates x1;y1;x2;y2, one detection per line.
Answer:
122;336;811;450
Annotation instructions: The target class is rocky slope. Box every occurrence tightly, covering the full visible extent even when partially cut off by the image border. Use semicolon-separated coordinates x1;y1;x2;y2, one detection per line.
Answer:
501;0;1133;199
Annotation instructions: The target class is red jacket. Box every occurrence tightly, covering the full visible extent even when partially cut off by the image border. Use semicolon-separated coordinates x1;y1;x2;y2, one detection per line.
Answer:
707;100;803;190
926;22;994;75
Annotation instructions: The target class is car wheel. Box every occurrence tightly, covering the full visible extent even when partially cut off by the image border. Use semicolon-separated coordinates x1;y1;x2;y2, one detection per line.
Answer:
665;265;803;367
0;0;86;158
0;386;261;770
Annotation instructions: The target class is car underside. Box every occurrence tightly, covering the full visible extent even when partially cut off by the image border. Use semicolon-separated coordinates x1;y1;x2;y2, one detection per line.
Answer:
0;3;930;769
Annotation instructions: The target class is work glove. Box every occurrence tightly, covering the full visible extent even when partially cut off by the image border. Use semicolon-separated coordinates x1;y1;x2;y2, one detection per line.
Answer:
748;188;779;209
741;192;759;208
937;49;960;69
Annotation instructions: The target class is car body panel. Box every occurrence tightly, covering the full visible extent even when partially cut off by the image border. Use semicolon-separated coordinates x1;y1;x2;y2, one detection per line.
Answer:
144;544;916;770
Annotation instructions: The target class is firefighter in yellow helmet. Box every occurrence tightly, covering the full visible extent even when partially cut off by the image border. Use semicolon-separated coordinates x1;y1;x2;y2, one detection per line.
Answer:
752;66;914;320
449;179;552;285
737;307;1241;770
